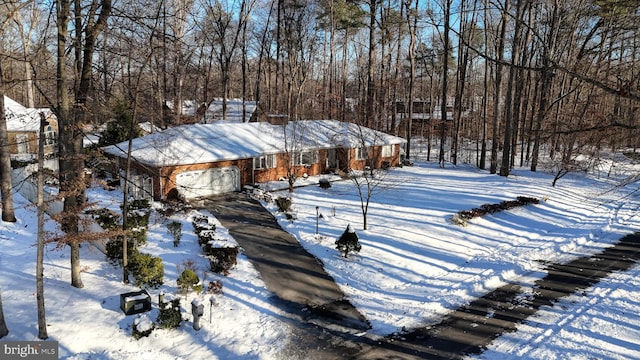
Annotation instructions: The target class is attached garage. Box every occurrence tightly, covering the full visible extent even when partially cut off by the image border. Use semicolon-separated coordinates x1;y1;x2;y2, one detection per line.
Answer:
176;167;240;199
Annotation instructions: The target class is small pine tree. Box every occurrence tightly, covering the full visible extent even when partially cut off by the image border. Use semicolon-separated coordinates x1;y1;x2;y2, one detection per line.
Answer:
177;269;202;293
98;99;143;147
157;298;182;329
335;224;361;258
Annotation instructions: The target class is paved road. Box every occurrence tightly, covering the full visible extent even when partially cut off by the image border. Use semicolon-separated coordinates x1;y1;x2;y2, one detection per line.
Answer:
202;193;640;359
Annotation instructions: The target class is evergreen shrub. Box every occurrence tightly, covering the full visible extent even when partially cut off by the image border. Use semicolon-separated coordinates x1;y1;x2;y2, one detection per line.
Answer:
335;225;361;258
208;247;239;275
124;199;151;246
105;236;139;264
177;269;202;293
129;252;164;289
157;298;182;329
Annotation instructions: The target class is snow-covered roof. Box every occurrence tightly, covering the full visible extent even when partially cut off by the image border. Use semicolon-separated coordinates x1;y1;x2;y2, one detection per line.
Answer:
102;120;406;167
138;121;161;134
3;95;54;132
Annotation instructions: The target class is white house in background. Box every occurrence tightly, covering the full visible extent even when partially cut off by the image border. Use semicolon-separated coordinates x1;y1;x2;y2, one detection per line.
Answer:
3;95;58;161
165;99;257;124
202;98;257;123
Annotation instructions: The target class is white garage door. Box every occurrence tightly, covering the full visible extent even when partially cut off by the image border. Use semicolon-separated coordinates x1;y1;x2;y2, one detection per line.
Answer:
176;167;240;199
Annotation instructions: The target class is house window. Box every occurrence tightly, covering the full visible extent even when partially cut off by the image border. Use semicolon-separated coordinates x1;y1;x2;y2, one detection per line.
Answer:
44;125;57;146
356;147;369;160
382;145;393;157
124;174;153;200
292;150;317;166
254;154;276;169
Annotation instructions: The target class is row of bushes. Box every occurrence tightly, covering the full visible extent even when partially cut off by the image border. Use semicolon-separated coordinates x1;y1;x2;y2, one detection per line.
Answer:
94;200;165;288
452;196;540;225
192;215;238;275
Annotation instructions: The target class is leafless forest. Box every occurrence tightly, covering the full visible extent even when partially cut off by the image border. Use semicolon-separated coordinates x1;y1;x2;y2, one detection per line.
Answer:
1;0;640;176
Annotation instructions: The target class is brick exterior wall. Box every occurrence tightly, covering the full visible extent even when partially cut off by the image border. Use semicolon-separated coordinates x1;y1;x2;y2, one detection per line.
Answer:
120;143;402;200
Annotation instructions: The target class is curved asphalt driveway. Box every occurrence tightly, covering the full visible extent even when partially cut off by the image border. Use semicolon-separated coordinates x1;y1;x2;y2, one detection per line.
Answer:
203;192;369;333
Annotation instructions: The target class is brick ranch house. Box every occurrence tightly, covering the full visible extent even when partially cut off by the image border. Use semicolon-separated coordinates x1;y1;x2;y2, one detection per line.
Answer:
3;95;58;161
102;120;406;201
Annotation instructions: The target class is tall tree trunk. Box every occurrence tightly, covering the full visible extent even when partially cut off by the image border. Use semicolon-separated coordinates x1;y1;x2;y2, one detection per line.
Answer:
0;288;8;338
532;0;560;172
56;0;83;288
36;113;47;340
255;0;275;117
173;0;187;124
439;0;451;167
479;2;489;170
241;3;248;122
366;0;378;128
58;0;112;288
490;0;509;174
452;0;474;165
499;0;528;177
405;0;418;160
341;28;349;122
0;64;16;223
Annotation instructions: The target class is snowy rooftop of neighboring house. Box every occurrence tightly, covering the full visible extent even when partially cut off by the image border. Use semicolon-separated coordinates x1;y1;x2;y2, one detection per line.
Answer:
204;99;257;123
102;120;406;167
165;98;257;123
3;95;54;132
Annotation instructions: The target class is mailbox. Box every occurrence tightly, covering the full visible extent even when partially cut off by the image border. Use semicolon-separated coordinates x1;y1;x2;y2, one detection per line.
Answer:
192;299;204;330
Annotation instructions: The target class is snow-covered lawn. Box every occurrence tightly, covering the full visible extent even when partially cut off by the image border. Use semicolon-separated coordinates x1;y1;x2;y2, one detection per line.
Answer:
1;160;639;359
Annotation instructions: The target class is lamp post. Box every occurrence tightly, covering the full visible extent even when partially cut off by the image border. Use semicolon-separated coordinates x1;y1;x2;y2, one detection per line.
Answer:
315;206;319;235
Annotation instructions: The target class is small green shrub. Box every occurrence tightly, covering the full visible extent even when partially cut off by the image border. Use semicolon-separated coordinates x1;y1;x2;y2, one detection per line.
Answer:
319;179;331;189
192;215;215;235
87;208;121;230
157;298;182;329
123;200;151;246
208;247;239;275
129;252;164;289
132;314;154;339
105;236;138;264
197;230;216;247
128;198;150;210
167;221;182;247
335;225;361;258
177;269;202;293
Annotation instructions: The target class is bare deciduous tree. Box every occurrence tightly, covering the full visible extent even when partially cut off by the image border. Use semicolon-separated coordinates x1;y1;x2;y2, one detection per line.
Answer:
0;288;8;338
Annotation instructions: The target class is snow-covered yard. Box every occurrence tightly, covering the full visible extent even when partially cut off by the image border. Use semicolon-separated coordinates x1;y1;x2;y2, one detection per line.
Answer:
1;158;639;359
